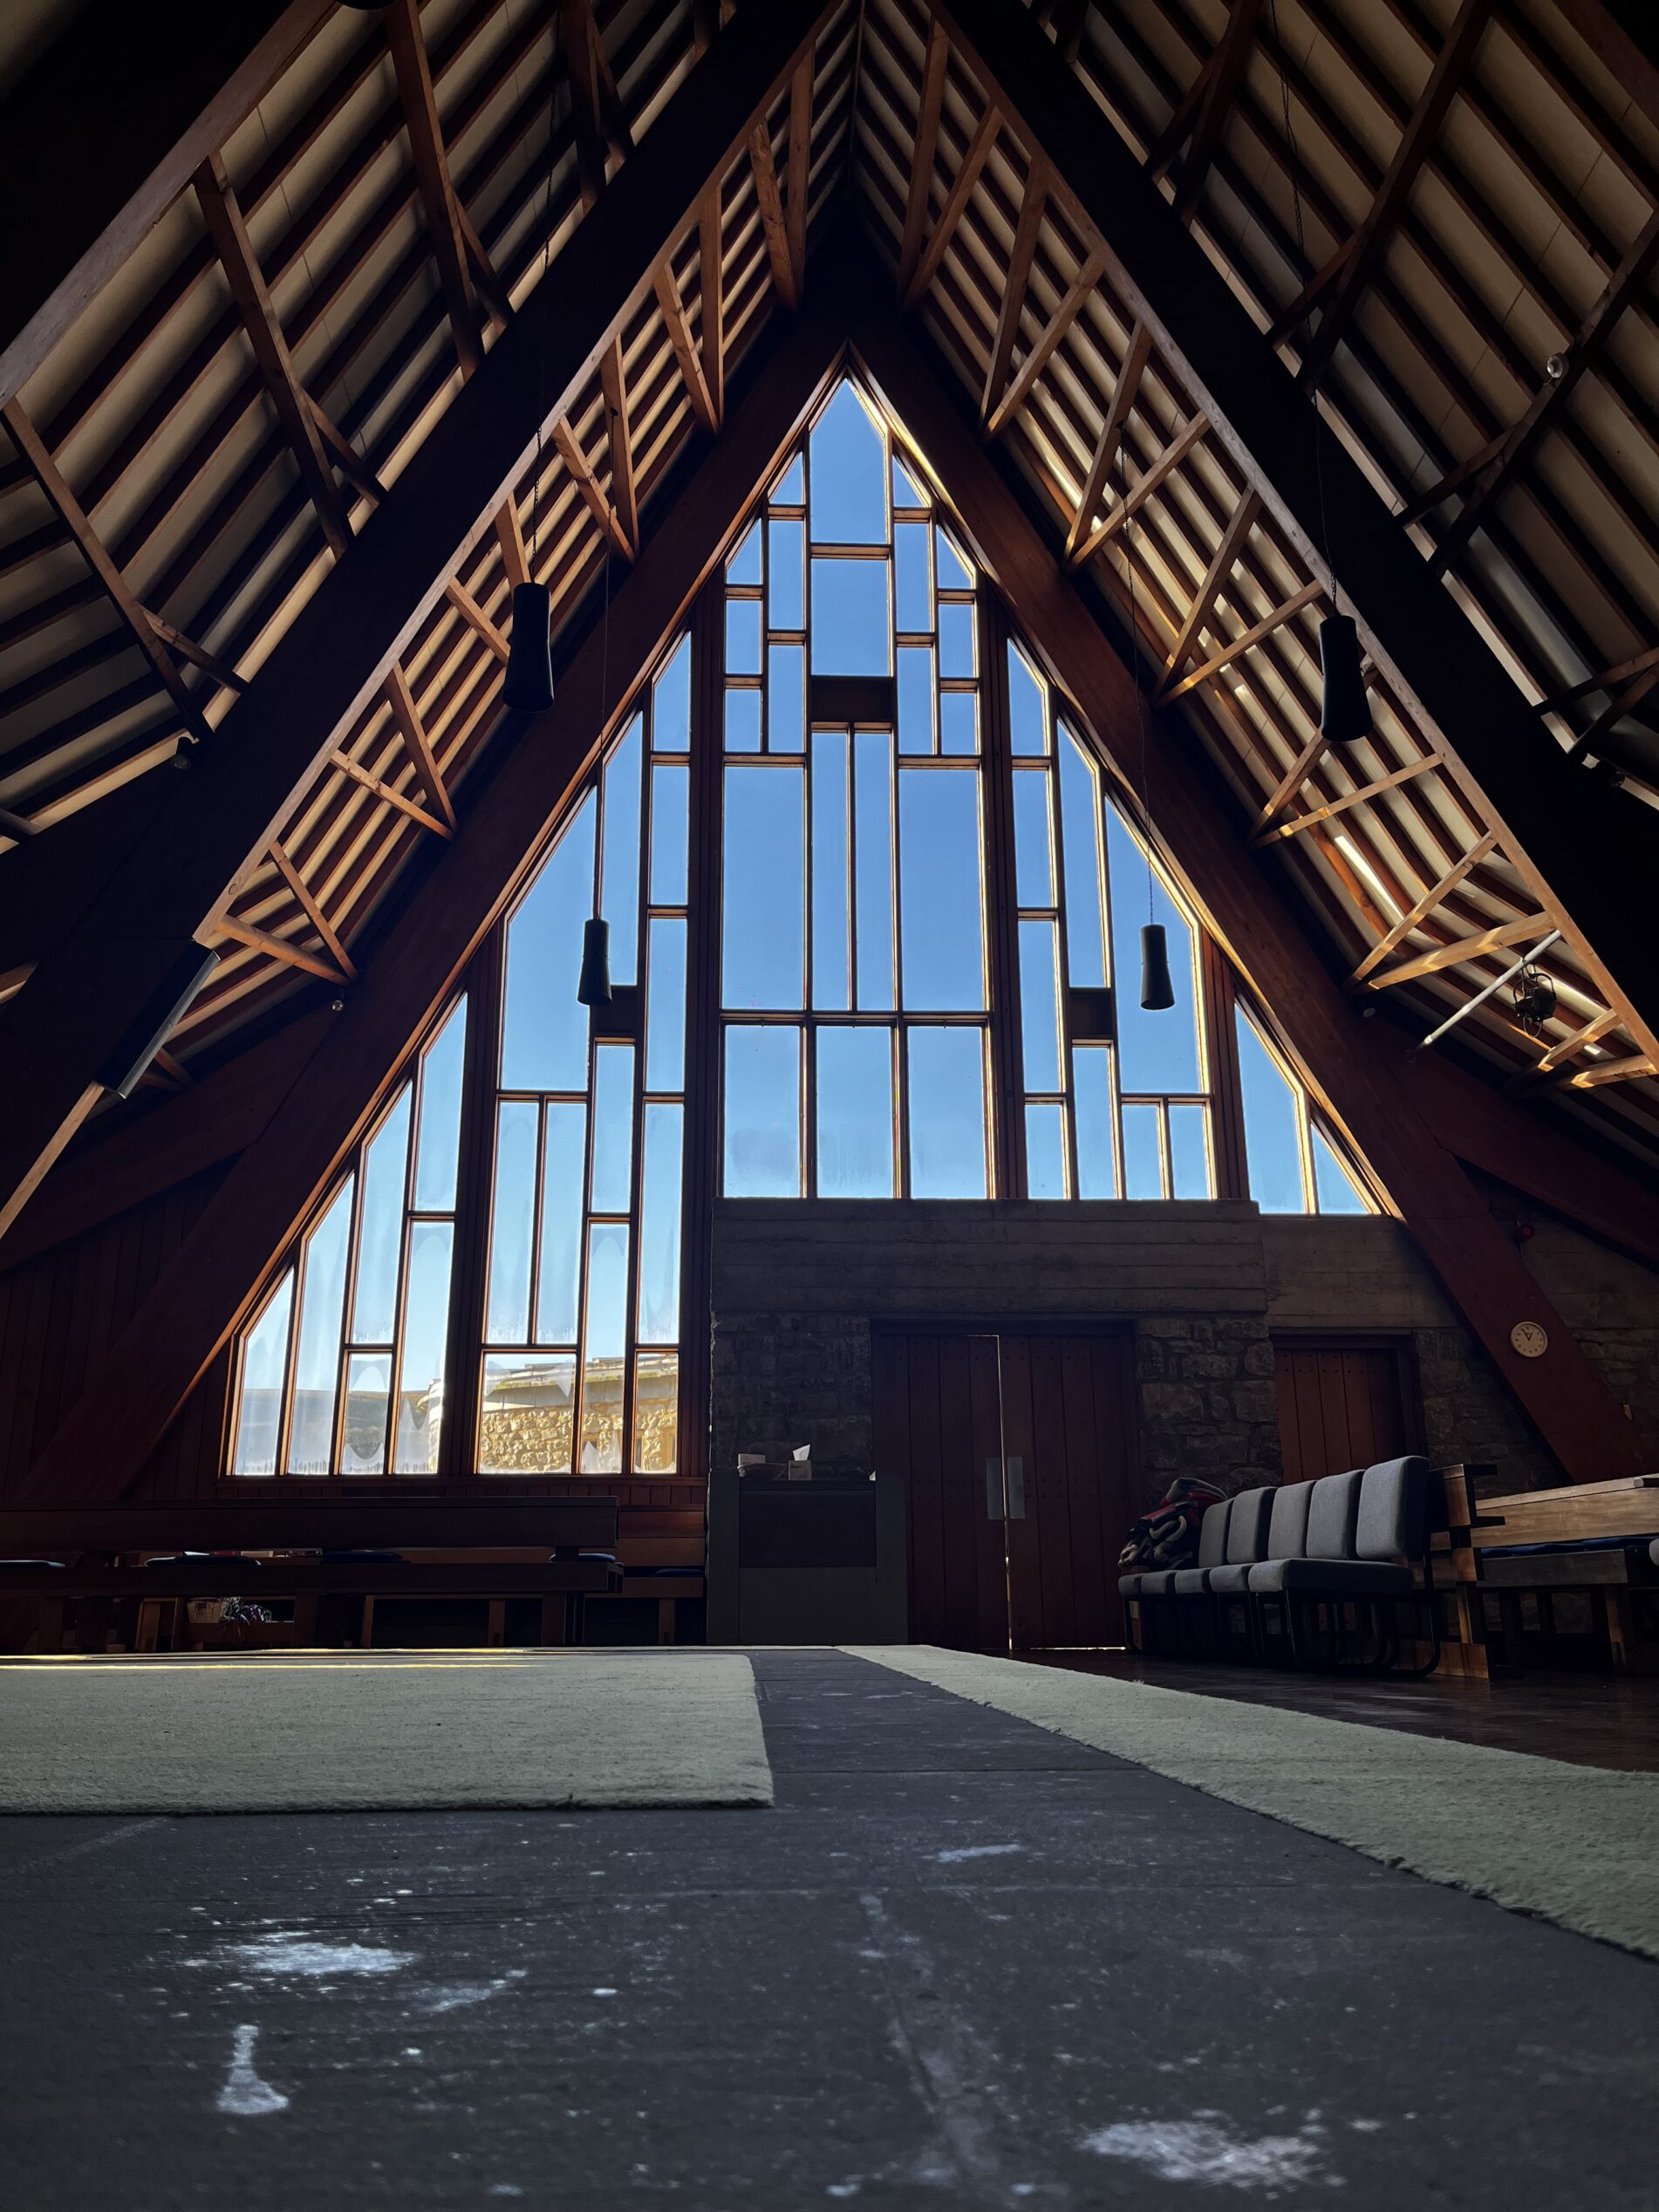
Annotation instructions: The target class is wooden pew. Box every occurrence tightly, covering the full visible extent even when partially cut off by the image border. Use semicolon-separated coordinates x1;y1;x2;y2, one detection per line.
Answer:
1464;1474;1659;1674
0;1498;621;1653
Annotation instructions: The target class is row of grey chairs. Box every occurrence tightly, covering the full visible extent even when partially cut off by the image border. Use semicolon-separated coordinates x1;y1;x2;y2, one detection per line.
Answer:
1118;1458;1437;1671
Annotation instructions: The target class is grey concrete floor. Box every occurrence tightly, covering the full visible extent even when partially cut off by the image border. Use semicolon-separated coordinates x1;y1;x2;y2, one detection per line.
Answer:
2;1647;1656;2209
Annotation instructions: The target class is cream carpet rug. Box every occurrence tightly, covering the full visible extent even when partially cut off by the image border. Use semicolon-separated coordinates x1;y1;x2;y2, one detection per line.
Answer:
0;1651;774;1813
847;1646;1659;1962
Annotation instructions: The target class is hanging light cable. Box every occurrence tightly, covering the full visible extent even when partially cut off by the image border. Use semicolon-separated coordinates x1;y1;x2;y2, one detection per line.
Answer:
1267;0;1369;745
577;407;619;1010
502;25;559;713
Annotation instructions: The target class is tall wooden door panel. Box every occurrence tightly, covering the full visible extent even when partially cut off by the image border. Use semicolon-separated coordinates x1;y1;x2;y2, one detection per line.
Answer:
873;1326;1138;1652
1274;1341;1414;1485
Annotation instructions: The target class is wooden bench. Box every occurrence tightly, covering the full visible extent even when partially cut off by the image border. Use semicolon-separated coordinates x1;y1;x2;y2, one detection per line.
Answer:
0;1499;622;1654
1462;1474;1659;1675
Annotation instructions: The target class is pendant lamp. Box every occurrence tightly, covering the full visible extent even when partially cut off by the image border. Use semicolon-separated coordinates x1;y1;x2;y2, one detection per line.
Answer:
503;581;555;713
1317;613;1370;746
1139;923;1175;1011
577;916;612;1009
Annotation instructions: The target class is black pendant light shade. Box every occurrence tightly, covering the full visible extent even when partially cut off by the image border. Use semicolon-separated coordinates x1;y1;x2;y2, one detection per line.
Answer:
1139;923;1175;1011
577;917;612;1009
1318;613;1370;745
503;582;555;712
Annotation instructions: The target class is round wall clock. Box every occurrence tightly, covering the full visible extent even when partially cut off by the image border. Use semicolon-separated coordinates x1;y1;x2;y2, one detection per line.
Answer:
1510;1321;1548;1359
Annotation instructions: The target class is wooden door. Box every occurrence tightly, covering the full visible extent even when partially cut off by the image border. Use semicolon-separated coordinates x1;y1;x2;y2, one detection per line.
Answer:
872;1326;1138;1652
1273;1338;1415;1484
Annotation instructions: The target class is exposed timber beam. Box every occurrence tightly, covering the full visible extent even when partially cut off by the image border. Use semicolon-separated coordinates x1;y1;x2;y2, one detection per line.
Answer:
1367;913;1554;991
1171;0;1264;222
1161;490;1260;680
214;916;349;986
561;0;614;210
1071;413;1209;563
1255;753;1444;843
444;577;509;659
386;0;485;379
1157;577;1322;703
194;151;352;556
1299;0;1493;387
898;19;951;293
700;181;726;427
1351;831;1498;982
330;750;454;840
0;0;836;1251
1516;1007;1620;1082
270;837;356;979
0;0;334;409
985;251;1103;441
1434;202;1659;571
903;101;1000;310
1068;318;1151;559
552;419;636;560
0;396;215;747
748;96;802;311
786;43;815;289
600;338;639;558
385;665;456;833
17;287;847;1503
843;266;1645;1479
654;260;719;432
926;0;1659;1064
982;160;1048;426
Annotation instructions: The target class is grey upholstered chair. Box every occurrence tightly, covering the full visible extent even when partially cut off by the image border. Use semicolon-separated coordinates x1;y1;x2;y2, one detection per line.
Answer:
1247;1458;1433;1669
1171;1485;1274;1654
1122;1495;1231;1653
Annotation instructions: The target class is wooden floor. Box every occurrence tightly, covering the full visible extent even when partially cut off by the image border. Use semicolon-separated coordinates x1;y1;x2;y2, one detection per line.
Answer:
1031;1650;1659;1773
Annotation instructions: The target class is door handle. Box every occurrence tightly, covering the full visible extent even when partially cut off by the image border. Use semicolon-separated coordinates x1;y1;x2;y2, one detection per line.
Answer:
1006;1456;1026;1519
985;1458;1005;1521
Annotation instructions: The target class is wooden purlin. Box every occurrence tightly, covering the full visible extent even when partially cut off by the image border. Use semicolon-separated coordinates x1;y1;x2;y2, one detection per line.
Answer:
0;0;840;1251
16;292;850;1505
843;270;1647;1481
1169;0;1264;223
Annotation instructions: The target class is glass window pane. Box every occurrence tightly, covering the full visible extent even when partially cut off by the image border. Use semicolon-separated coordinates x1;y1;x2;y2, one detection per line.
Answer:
1012;770;1055;906
771;454;804;505
898;644;935;754
1313;1124;1369;1214
768;642;804;752
936;529;973;590
233;1271;293;1477
907;1027;988;1198
638;1103;684;1342
1073;1046;1117;1198
580;1221;629;1472
287;1181;353;1475
938;599;975;678
634;1350;679;1473
939;691;978;755
480;1353;574;1474
341;1351;392;1476
810;558;891;674
536;1102;586;1345
1108;807;1202;1093
1007;644;1048;755
487;1100;538;1342
1123;1102;1165;1199
722;764;804;1010
816;1027;896;1198
502;793;594;1090
600;714;643;985
768;520;804;631
898;768;986;1011
1237;1014;1307;1213
650;763;689;908
1057;729;1107;989
723;1024;802;1196
412;1001;467;1214
894;522;932;632
855;731;896;1014
645;917;687;1091
589;1045;635;1212
810;731;850;1013
652;635;691;752
1018;919;1063;1093
1025;1102;1068;1199
892;452;927;507
393;1219;454;1473
1170;1103;1212;1198
725;686;761;751
809;383;887;543
726;595;761;675
351;1085;412;1343
727;520;762;585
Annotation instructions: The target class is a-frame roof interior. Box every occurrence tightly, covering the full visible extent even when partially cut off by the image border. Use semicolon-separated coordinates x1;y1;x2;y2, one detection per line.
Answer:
3;0;1659;1498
